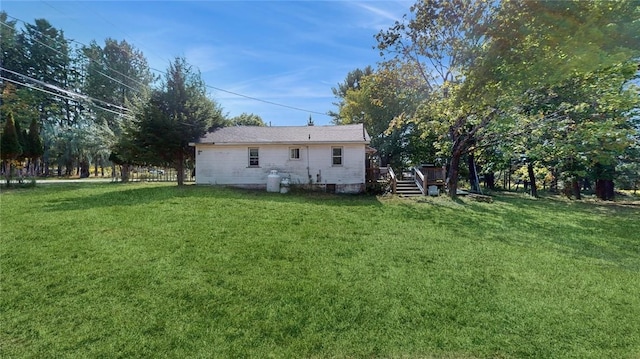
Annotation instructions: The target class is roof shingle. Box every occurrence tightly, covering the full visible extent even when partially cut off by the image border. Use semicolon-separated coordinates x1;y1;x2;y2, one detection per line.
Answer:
196;124;370;144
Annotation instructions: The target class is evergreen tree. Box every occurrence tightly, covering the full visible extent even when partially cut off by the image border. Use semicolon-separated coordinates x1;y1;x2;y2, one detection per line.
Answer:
132;57;225;185
26;117;44;175
230;113;264;126
1;112;23;185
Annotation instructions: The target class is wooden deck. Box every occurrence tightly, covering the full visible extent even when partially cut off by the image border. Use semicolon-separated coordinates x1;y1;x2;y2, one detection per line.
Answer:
383;165;447;196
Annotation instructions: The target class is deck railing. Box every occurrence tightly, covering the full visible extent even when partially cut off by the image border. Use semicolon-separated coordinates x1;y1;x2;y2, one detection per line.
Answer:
413;166;426;195
388;166;397;194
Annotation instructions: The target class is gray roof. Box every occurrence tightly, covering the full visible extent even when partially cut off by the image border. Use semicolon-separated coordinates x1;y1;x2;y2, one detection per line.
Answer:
195;124;370;145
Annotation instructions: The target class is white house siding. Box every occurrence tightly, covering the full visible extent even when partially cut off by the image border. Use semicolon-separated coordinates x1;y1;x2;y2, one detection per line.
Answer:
194;143;366;193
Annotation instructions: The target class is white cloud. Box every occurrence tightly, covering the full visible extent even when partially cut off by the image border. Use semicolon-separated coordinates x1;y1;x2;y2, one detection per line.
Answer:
353;2;403;22
185;45;224;73
346;1;412;30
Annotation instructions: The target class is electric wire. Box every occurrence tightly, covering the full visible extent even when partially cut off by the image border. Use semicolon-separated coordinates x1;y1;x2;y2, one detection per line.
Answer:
0;76;132;118
204;84;327;116
3;13;329;117
1;66;132;114
0;19;144;95
2;14;148;88
41;0;173;76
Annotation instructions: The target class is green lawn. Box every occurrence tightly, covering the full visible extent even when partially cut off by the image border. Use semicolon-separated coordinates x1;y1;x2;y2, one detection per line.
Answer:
2;183;639;358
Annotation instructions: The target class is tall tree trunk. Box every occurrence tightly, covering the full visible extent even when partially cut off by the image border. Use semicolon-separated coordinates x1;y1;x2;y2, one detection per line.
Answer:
121;164;130;183
596;179;615;201
176;151;185;186
468;152;479;193
448;151;461;199
484;172;495;190
550;168;559;193
572;179;581;200
594;163;615;201
527;162;538;198
80;160;90;178
4;160;11;187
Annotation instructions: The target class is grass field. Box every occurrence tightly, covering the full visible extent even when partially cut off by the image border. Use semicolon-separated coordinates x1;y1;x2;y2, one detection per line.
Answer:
2;183;639;358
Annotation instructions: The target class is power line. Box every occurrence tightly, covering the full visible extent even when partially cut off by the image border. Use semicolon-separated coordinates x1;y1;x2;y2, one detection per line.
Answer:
204;84;328;116
41;0;172;73
4;12;329;118
1;66;132;114
0;76;132;118
1;19;145;95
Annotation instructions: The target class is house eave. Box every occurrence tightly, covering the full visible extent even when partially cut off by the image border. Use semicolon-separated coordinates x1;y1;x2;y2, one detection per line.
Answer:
192;140;370;146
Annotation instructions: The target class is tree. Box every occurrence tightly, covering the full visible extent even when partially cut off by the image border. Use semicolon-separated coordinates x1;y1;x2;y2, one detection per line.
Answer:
230;113;263;126
132;57;225;185
9;18;77;176
1;112;22;185
25;117;44;176
483;1;640;92
0;12;23;84
18;18;70;124
83;38;154;180
479;1;639;199
489;62;639;199
376;0;496;198
329;66;373;123
378;0;640;198
334;65;433;169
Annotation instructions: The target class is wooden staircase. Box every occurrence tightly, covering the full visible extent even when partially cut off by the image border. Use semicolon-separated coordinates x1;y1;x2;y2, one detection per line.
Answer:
396;179;423;197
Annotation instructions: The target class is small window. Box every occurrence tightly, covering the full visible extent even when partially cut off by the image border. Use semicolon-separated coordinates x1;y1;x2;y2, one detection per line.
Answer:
248;147;259;167
290;147;300;160
332;147;342;166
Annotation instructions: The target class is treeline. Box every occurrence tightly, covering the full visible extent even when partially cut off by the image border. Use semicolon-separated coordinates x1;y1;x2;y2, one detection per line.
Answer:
0;11;264;185
332;0;640;199
2;2;639;197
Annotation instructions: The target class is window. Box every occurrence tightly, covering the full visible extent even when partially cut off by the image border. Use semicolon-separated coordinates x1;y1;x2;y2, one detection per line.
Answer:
332;147;342;166
290;147;300;160
248;147;259;167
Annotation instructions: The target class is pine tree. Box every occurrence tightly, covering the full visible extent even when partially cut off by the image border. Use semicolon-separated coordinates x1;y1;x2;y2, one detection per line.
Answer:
1;112;23;186
26;118;44;175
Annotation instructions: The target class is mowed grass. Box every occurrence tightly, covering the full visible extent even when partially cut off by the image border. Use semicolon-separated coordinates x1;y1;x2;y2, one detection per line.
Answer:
1;183;639;359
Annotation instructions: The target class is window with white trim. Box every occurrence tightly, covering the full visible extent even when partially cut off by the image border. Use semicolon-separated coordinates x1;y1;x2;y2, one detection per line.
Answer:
332;147;343;166
248;147;259;167
290;147;300;160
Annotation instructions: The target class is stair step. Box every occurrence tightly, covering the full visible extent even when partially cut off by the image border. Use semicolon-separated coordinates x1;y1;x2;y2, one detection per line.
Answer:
394;179;424;196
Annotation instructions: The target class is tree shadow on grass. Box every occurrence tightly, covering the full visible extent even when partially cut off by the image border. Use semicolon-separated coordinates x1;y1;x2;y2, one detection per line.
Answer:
386;193;639;272
461;194;640;272
41;183;383;213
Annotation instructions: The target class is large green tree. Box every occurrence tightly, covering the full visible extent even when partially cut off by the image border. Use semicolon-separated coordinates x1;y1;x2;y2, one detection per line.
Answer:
0;12;22;84
132;57;225;185
329;66;373;123
230;113;264;127
335;65;433;169
480;0;640;199
24;117;44;176
83;38;154;179
516;64;639;199
378;0;640;198
377;0;496;198
1;112;22;186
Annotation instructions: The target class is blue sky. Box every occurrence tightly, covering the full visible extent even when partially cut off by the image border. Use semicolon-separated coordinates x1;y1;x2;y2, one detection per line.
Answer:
2;1;412;126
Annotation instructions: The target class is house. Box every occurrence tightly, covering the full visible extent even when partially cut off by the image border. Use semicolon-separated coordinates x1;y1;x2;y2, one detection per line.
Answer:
190;123;372;193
